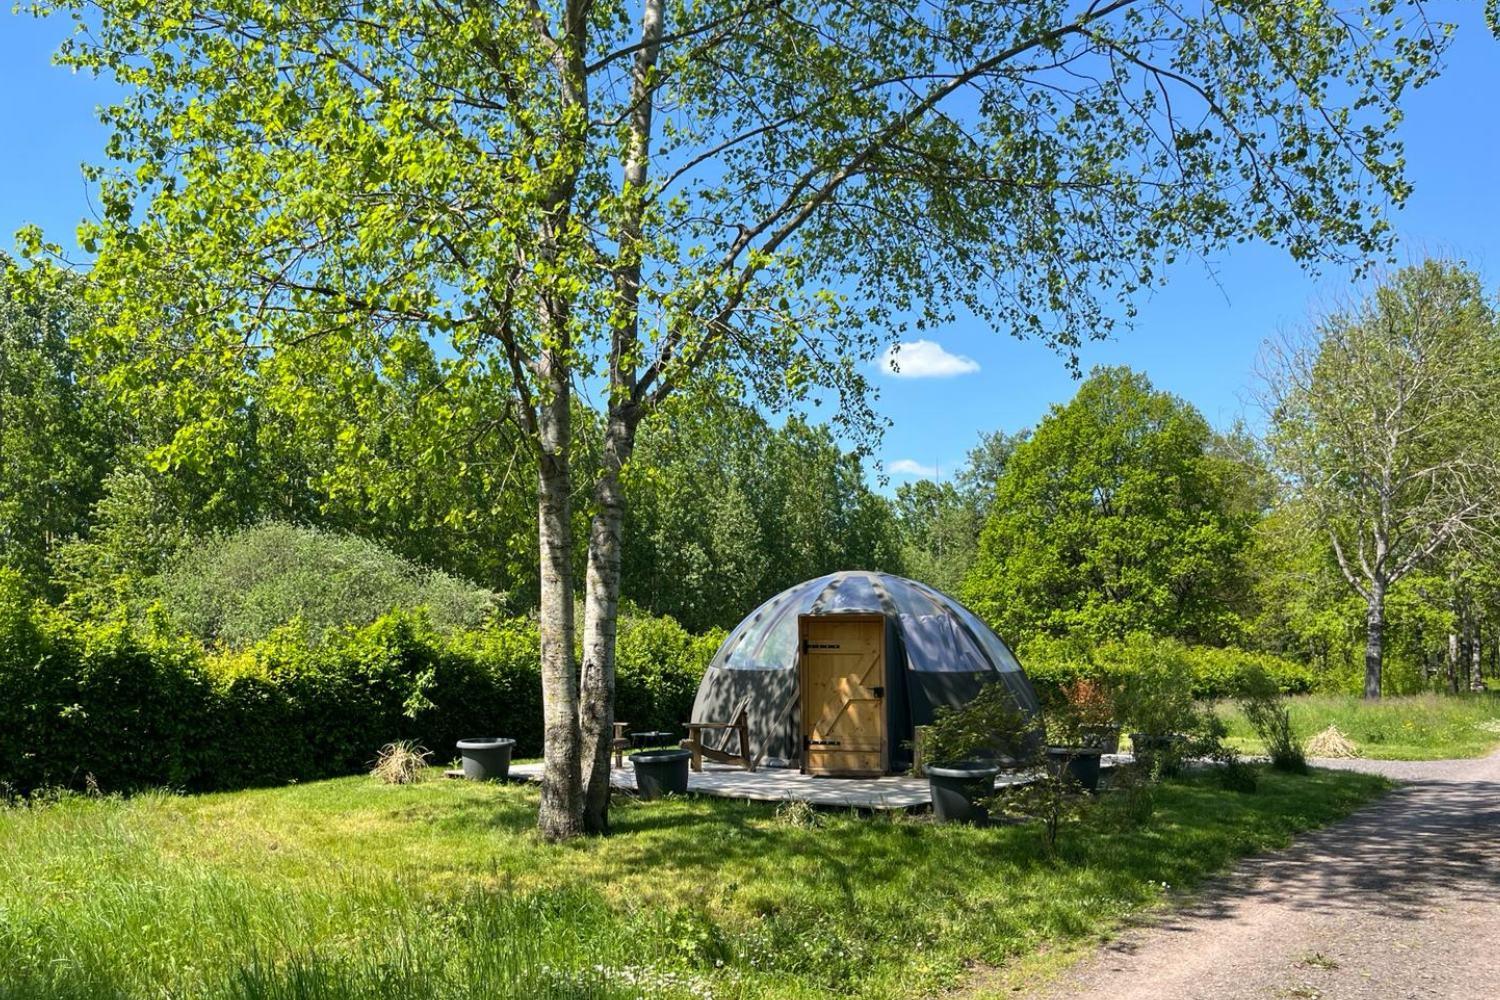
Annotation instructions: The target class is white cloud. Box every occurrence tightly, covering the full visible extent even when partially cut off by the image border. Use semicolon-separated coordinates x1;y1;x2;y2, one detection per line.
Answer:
881;339;980;378
886;458;938;478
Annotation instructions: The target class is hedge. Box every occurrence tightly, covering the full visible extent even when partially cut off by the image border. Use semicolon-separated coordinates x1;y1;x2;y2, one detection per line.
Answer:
1018;633;1316;701
0;571;719;796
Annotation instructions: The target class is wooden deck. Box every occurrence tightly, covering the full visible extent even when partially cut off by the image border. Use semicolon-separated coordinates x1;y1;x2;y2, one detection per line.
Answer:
507;756;1132;810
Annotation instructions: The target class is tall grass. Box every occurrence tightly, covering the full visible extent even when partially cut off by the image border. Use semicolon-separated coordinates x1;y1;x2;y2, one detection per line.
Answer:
0;768;1387;999
1218;692;1500;760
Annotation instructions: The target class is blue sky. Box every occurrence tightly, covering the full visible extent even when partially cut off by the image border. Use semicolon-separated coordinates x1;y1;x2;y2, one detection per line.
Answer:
4;4;1498;489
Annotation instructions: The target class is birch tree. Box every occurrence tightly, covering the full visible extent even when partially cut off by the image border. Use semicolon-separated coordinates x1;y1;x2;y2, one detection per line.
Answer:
1266;260;1500;698
32;0;1456;835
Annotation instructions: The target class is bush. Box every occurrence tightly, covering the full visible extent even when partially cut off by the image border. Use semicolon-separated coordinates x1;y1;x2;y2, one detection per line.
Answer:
1238;667;1307;773
1020;633;1315;701
920;682;1042;766
0;572;216;794
155;522;503;647
0;577;718;796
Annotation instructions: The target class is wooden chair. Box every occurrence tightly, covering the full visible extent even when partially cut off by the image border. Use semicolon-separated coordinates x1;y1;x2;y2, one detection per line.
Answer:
611;721;631;768
681;699;758;772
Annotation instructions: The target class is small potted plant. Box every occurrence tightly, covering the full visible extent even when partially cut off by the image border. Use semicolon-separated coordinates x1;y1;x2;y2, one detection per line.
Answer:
921;684;1040;824
1043;703;1105;794
1063;678;1120;753
1116;653;1198;777
455;737;516;781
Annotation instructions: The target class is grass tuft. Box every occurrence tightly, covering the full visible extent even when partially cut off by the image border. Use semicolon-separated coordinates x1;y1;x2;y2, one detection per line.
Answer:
1305;724;1361;759
369;741;432;785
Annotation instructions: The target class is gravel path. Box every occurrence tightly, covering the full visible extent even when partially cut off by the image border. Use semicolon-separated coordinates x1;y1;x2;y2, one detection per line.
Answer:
1025;752;1500;1000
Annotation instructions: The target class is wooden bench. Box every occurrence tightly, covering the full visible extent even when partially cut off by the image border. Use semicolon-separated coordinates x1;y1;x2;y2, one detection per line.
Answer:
681;701;758;772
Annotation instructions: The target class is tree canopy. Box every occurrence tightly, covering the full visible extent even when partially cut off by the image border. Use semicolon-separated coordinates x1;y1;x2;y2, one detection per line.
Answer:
1265;260;1500;696
965;367;1256;646
0;257;115;593
25;0;1459;835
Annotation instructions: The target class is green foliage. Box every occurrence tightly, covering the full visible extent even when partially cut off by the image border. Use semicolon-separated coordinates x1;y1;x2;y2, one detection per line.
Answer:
919;682;1041;766
1265;260;1500;694
1021;633;1315;702
156;522;502;647
614;613;725;738
0;256;116;594
0;580;714;796
48;469;199;616
0;570;213;795
1237;668;1308;773
989;769;1092;857
965;368;1258;647
892;430;1027;596
623;403;902;632
1113;647;1202;741
0;762;1386;999
1218;693;1500;762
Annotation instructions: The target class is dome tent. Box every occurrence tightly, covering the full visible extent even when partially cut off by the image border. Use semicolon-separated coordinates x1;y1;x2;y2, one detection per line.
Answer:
689;571;1041;776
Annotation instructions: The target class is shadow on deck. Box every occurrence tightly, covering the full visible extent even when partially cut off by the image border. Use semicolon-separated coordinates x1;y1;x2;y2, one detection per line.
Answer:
508;756;1132;809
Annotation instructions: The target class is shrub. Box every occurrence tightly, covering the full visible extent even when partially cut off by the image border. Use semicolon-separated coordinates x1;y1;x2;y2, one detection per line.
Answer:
988;768;1091;856
1020;633;1315;701
615;613;723;737
920;682;1042;766
1238;667;1308;773
155;522;502;646
0;581;719;796
1112;637;1201;739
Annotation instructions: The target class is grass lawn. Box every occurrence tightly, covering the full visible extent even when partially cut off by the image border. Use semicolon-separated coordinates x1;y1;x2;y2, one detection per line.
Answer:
1;767;1387;1000
1218;692;1500;761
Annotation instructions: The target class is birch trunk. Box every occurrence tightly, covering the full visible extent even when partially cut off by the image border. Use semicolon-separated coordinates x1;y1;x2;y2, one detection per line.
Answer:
1447;630;1460;694
536;343;584;841
1471;621;1484;692
580;411;639;832
577;0;663;835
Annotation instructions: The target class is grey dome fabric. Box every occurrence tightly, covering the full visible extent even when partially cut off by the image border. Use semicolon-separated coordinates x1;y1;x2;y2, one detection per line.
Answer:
692;571;1040;770
713;571;1025;675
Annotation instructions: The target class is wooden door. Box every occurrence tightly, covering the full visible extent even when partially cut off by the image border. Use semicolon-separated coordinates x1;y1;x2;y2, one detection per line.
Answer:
799;615;886;776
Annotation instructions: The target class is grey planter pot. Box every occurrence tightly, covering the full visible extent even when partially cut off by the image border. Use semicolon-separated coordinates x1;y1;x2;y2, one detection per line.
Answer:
1045;746;1104;793
630;749;692;800
455;738;515;781
1128;732;1184;777
927;761;1001;825
1079;724;1121;754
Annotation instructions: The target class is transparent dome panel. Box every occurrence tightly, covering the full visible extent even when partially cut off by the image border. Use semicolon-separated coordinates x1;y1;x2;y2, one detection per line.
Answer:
815;573;882;612
947;601;1023;673
722;599;802;670
902;612;989;672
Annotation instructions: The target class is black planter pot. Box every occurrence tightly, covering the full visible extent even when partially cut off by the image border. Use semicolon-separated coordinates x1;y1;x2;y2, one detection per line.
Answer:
455;738;515;781
1045;746;1105;792
1128;733;1184;776
1079;724;1121;754
630;749;692;800
927;761;1002;824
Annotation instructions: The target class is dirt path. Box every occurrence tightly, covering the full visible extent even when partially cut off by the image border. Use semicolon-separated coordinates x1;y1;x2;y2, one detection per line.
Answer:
1025;752;1500;1000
